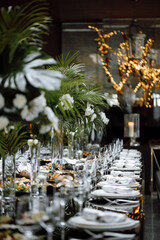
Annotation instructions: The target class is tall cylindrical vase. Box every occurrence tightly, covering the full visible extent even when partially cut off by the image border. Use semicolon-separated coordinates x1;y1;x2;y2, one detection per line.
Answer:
1;154;16;217
30;146;39;197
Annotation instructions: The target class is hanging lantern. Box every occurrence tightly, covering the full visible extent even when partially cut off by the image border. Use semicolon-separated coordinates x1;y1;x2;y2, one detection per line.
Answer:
128;33;146;59
147;48;158;67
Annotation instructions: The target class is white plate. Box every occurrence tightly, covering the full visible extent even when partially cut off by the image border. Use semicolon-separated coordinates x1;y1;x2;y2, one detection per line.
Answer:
89;202;140;213
110;166;142;171
103;174;141;181
90;189;141;199
97;181;140;188
67;215;140;231
0;224;21;230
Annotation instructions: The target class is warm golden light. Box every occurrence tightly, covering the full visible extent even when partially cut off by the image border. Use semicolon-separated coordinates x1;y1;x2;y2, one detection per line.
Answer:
128;121;134;137
89;25;160;107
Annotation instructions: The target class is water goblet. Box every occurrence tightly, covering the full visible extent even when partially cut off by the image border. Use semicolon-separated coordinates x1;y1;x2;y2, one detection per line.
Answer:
16;196;43;239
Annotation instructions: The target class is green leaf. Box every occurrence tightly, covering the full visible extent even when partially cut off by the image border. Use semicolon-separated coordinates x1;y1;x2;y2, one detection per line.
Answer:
0;122;28;157
0;0;51;62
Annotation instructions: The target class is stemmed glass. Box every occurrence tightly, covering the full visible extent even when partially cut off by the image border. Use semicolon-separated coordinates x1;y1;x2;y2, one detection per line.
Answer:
16;196;43;239
39;194;60;240
73;172;87;214
57;186;70;240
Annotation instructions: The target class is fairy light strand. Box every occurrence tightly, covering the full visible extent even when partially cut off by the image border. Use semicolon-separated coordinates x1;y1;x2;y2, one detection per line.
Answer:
89;25;160;107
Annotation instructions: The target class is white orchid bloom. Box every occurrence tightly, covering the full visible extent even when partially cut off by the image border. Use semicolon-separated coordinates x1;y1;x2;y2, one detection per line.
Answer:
21;105;39;121
91;113;97;122
0;116;9;130
85;107;94;116
13;94;27;109
31;92;46;110
60;94;74;110
44;106;59;131
99;111;109;125
21;92;46;121
27;139;34;147
40;124;52;134
44;106;56;122
33;139;39;145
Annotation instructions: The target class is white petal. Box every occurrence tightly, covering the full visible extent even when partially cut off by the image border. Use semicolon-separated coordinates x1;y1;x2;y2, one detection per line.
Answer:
40;124;52;134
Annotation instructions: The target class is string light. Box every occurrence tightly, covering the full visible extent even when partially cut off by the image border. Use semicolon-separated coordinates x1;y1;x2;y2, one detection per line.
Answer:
89;25;160;107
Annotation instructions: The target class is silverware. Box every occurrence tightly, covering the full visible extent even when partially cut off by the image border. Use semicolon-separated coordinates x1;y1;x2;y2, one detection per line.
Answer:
103;198;140;205
84;229;136;239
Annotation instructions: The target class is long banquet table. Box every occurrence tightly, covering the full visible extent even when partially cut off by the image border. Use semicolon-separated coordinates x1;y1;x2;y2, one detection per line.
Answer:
0;140;145;240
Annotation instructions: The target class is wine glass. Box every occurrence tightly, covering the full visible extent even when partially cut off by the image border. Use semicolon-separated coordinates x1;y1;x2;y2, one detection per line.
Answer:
39;194;60;240
16;196;43;239
73;173;87;214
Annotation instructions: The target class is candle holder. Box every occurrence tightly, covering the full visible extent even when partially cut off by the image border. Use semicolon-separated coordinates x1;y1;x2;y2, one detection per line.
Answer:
124;113;140;146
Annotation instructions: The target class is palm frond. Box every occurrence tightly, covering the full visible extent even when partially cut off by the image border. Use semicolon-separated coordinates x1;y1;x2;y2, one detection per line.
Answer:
0;0;51;62
0;122;28;157
46;52;109;131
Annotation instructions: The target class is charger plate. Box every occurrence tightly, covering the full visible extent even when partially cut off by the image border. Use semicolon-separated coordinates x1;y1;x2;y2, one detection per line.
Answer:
90;189;141;199
67;215;140;231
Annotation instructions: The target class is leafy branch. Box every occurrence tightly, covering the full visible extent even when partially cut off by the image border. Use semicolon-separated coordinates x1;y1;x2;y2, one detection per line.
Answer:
0;0;51;62
0;122;28;158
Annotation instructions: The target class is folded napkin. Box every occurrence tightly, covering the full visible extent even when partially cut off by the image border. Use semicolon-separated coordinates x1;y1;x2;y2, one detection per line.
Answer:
111;171;136;177
63;158;77;165
17;162;31;173
102;185;134;194
82;207;127;223
102;176;137;185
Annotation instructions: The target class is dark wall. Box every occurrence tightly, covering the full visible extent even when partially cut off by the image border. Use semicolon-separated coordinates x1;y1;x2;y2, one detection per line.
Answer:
104;106;160;145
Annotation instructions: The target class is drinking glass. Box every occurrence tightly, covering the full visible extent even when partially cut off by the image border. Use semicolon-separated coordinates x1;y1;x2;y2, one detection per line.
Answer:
16;196;43;239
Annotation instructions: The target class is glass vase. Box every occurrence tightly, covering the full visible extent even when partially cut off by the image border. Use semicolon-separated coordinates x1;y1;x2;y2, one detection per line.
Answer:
124;113;140;146
1;154;16;217
30;146;40;197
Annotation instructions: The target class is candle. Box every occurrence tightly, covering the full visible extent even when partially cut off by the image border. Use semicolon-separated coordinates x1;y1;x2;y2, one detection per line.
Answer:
128;121;134;138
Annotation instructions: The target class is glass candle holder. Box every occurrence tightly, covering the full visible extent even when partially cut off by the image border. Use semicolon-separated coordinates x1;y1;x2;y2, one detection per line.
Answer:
124;113;140;146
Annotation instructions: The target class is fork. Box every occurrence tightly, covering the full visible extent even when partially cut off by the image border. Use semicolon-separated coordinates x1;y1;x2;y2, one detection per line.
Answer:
84;229;136;239
104;198;139;205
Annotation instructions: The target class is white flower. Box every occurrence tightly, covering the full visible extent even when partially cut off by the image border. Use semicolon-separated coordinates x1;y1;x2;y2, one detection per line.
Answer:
27;139;34;147
40;124;52;134
60;94;74;110
21;105;39;121
21;93;46;121
44;106;56;122
4;125;14;134
0;94;5;109
0;116;9;130
43;106;59;131
91;113;97;122
51;115;59;131
85;107;94;116
99;111;109;125
33;139;39;145
28;138;39;148
13;94;27;109
85;102;94;116
31;92;46;110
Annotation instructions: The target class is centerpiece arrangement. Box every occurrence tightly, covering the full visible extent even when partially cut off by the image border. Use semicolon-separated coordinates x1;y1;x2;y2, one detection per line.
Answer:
0;0;64;215
0;0;110;219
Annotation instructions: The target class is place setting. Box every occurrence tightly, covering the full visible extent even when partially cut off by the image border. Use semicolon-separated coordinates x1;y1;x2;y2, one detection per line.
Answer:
67;207;140;232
